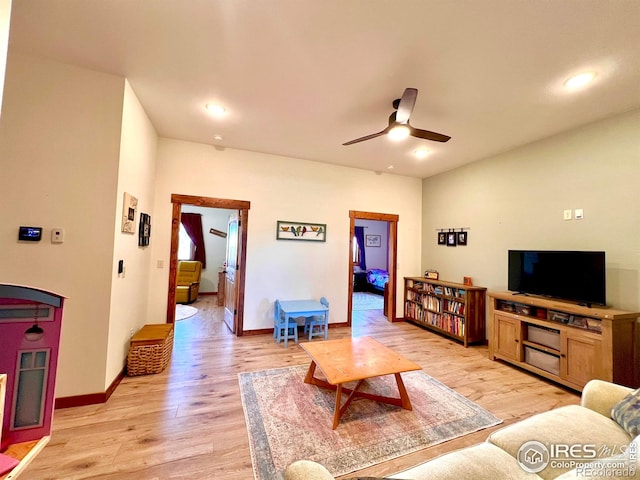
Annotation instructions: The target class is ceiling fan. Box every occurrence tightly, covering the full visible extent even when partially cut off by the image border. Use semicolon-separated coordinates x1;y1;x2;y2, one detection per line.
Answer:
343;88;451;146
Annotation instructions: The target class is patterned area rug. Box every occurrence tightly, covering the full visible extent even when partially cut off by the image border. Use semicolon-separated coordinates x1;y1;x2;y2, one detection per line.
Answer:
175;304;197;321
352;292;384;310
239;365;502;479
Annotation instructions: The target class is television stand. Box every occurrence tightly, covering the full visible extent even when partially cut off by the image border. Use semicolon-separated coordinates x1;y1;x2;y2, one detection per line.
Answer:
488;291;640;391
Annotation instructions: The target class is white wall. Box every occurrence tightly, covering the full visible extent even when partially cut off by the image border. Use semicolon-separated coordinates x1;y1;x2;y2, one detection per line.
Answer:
148;139;423;329
422;108;640;312
106;80;158;387
0;53;125;396
355;219;389;270
181;206;234;293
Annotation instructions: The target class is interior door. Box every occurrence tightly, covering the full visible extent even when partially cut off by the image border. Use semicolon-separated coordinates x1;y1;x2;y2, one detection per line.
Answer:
224;213;239;333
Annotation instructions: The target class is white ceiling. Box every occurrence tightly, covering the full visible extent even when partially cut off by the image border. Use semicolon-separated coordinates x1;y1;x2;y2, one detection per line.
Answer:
7;0;640;178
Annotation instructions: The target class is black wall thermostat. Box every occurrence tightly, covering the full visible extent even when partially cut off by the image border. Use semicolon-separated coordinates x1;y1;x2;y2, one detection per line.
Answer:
18;226;43;241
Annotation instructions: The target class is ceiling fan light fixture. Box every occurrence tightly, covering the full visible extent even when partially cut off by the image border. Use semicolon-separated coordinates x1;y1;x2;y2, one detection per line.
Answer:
205;103;226;116
413;148;431;159
388;125;410;141
564;72;596;90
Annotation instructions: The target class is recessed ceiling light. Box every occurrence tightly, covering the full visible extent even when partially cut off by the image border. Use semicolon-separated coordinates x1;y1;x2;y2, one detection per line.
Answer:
206;103;226;116
388;125;410;141
387;165;395;170
213;134;223;141
564;72;596;90
413;148;431;159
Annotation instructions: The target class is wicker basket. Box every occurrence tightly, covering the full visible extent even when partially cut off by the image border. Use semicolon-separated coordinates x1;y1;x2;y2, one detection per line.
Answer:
127;324;174;376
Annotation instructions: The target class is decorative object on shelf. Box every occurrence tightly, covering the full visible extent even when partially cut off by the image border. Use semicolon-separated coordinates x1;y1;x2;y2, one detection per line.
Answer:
121;192;138;233
446;231;457;247
457;231;468;246
276;221;326;242
209;228;227;238
425;270;439;280
138;213;151;247
365;234;381;247
437;231;446;245
463;276;473;286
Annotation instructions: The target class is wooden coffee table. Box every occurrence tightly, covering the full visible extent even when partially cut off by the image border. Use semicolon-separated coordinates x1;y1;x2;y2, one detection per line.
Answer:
300;336;422;429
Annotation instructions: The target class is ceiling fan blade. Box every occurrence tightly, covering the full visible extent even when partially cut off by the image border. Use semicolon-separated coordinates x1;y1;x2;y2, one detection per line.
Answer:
410;127;451;143
342;129;388;146
395;88;418;124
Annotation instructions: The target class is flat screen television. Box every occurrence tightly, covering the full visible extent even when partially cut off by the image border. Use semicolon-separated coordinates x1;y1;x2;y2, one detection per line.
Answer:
508;250;606;306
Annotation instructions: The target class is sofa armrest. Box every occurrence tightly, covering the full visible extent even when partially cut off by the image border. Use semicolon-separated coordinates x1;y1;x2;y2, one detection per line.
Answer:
284;460;334;480
581;379;633;418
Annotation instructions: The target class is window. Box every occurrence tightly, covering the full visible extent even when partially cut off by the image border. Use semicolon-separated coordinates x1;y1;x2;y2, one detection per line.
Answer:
352;235;361;265
178;224;193;260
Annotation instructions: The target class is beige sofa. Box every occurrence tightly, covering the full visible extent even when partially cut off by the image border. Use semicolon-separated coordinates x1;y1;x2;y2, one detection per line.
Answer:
284;380;639;480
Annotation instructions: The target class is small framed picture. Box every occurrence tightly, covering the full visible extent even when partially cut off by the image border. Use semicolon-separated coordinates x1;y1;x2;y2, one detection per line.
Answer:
457;231;468;246
437;232;446;245
446;232;457;247
365;234;381;247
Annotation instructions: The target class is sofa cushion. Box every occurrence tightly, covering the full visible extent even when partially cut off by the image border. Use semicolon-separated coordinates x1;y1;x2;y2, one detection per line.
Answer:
555;434;639;480
488;405;632;480
611;388;640;437
387;442;542;480
284;460;334;480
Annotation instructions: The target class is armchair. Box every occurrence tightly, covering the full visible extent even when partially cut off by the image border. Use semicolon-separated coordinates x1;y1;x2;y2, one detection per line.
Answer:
176;261;202;304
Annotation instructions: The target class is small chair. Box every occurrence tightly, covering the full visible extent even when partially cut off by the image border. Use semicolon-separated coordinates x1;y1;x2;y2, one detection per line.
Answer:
274;299;298;348
176;261;202;304
304;297;329;341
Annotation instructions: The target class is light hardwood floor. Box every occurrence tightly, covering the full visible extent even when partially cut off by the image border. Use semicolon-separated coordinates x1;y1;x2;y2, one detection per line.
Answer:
23;296;580;479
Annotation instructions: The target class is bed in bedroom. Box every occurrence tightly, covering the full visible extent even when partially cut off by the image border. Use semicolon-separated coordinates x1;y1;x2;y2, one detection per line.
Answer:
363;268;388;295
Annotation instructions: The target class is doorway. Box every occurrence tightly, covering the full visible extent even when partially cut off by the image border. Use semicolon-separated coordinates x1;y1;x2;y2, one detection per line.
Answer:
347;210;399;326
167;194;250;337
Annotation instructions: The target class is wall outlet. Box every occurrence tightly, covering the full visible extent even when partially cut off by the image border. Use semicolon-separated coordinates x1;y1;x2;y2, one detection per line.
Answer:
129;328;135;338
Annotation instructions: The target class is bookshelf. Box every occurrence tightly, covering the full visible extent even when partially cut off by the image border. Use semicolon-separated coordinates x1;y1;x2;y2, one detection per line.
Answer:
403;277;486;347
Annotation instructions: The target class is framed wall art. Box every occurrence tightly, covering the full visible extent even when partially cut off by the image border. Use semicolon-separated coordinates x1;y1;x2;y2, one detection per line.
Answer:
437;232;446;245
446;231;457;247
365;234;381;247
138;213;151;246
457;231;468;246
121;192;138;233
276;221;326;242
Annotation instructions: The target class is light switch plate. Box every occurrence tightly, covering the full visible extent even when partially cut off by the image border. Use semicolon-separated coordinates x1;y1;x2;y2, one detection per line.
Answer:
563;210;572;220
575;209;584;220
